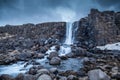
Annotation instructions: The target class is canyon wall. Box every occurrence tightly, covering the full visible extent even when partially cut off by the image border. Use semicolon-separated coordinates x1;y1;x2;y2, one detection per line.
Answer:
74;9;120;49
0;22;66;41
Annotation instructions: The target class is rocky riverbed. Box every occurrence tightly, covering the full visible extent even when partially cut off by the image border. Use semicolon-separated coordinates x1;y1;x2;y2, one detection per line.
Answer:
0;38;120;80
0;33;120;80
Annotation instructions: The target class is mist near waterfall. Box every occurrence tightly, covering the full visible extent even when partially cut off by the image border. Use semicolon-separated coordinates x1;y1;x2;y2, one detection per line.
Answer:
0;0;120;25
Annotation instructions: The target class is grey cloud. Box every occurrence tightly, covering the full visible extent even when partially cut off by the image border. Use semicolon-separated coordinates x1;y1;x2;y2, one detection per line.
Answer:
95;0;120;11
0;0;119;25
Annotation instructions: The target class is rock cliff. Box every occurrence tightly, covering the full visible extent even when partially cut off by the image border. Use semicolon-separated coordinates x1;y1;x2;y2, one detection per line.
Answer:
0;22;66;41
74;9;120;49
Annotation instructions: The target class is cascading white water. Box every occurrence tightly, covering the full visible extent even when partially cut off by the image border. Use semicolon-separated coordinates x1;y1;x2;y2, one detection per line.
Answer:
64;22;73;45
59;22;73;56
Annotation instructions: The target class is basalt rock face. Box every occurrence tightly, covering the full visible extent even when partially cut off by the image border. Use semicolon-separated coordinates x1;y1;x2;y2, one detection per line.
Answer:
0;22;66;41
74;9;120;49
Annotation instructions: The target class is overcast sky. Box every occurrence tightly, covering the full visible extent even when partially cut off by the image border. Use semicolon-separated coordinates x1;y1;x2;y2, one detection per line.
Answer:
0;0;120;26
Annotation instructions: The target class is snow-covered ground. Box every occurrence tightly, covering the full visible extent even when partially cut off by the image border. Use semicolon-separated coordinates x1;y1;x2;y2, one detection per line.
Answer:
97;42;120;50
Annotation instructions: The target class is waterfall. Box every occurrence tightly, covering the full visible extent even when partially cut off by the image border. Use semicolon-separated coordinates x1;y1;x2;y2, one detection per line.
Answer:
59;22;73;56
64;22;73;45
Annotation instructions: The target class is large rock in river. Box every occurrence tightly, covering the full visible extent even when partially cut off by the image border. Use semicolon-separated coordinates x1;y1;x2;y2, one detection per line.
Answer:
49;57;61;65
37;74;52;80
88;69;110;80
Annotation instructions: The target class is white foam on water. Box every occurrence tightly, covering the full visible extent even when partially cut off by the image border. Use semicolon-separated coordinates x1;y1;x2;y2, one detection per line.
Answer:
59;45;71;56
36;46;57;63
0;62;33;76
46;46;56;55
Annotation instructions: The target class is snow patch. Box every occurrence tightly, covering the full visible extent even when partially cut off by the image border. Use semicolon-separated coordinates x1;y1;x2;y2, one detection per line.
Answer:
97;42;120;50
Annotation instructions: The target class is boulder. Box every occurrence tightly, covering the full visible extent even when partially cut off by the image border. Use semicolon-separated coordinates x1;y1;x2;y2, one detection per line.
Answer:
88;69;110;80
15;73;36;80
112;74;120;80
111;67;120;79
59;76;67;80
49;68;58;74
0;74;14;80
0;54;16;65
67;75;78;80
59;70;77;77
15;73;24;80
78;76;88;80
9;50;21;56
65;52;75;58
37;69;50;75
28;67;37;75
23;74;36;80
71;47;93;57
60;55;68;60
39;47;48;53
48;52;58;60
55;45;60;51
49;57;61;65
15;52;32;60
15;50;33;60
35;53;45;59
37;74;52;80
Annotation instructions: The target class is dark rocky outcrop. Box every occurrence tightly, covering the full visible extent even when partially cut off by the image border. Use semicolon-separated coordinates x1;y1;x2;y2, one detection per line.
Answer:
0;74;14;80
0;22;66;40
74;9;120;49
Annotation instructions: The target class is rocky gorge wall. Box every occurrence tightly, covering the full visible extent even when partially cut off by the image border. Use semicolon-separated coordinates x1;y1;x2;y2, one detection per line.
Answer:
74;9;120;49
0;22;66;40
